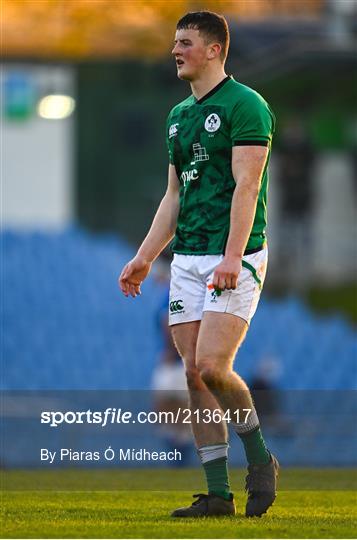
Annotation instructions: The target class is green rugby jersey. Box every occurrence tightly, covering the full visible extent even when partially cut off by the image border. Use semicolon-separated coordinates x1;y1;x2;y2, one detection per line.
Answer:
166;75;276;255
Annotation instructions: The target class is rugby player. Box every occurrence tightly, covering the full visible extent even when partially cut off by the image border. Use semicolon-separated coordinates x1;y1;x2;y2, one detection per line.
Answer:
119;10;279;518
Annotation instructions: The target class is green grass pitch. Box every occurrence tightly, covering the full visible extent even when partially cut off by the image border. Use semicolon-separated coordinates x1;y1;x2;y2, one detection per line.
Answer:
1;468;356;538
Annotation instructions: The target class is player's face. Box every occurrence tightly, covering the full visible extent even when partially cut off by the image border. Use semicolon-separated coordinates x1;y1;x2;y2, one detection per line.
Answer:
172;28;210;81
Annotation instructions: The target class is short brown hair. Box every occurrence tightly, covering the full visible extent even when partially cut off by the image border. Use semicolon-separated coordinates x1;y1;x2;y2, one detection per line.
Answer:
176;11;230;62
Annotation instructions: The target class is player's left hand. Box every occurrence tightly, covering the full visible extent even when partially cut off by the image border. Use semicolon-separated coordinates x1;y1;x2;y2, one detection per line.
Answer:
212;255;242;291
118;255;152;298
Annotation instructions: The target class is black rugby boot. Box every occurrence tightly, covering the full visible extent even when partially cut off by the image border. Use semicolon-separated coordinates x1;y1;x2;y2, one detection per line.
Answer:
171;493;235;518
245;453;279;517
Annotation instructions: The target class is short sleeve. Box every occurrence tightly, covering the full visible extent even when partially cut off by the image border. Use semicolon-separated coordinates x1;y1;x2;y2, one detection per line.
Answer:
166;114;175;165
230;91;276;147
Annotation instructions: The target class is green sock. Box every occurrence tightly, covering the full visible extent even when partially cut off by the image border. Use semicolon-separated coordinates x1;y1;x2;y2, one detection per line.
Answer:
239;427;270;465
202;457;231;500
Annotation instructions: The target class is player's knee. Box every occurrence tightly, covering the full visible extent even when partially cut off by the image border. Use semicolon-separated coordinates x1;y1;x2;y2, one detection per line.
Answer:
197;361;224;389
185;366;202;390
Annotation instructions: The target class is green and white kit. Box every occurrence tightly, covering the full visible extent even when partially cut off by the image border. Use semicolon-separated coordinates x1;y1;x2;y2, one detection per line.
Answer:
166;76;275;325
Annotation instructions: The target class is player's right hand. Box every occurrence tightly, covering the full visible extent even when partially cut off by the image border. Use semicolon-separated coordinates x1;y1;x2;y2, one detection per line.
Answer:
118;255;152;298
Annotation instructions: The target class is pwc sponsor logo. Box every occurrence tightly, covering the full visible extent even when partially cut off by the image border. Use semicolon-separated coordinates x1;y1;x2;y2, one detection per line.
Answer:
180;169;199;188
170;299;184;314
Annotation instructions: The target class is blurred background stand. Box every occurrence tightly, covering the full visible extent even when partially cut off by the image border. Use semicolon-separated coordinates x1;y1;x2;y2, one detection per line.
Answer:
276;117;316;290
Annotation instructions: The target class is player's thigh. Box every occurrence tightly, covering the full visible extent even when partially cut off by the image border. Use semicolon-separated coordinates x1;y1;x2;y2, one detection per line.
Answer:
171;320;200;371
196;312;248;371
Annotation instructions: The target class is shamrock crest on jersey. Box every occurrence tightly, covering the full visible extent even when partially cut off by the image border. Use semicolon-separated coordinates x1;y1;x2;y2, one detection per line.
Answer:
204;113;221;133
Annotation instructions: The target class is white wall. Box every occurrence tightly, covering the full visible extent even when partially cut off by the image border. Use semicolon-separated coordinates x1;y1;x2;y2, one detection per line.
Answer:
1;64;75;229
312;153;356;281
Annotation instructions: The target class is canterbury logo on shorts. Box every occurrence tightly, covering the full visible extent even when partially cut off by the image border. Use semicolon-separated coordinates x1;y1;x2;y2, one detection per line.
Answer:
170;300;184;313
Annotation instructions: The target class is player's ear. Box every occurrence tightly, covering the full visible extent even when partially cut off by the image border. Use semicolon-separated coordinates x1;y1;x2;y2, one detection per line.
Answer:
207;43;222;60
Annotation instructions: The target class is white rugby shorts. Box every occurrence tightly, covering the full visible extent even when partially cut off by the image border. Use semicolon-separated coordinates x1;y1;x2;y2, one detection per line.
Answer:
168;246;268;326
